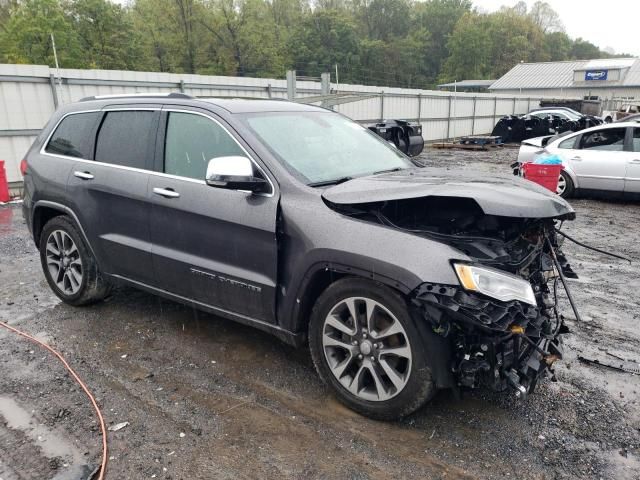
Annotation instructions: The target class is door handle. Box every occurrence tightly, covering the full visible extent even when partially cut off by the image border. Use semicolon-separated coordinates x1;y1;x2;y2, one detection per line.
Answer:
153;187;180;198
73;171;94;180
570;156;582;162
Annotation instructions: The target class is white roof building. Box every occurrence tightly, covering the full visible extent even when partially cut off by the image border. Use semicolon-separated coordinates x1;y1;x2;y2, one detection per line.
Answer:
489;58;640;101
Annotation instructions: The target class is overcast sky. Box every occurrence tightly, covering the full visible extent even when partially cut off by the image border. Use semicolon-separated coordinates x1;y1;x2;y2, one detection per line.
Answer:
474;0;640;56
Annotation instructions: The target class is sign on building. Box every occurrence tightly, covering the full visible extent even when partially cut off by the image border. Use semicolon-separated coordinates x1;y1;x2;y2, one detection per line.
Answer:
585;70;608;81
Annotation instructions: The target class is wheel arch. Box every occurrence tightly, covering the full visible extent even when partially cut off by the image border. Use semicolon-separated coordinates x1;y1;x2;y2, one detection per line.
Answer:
289;262;413;337
33;204;66;247
561;166;578;190
32;201;96;258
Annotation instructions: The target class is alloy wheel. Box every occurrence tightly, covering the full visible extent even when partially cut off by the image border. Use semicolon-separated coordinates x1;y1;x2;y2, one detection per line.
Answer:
45;230;83;295
321;297;412;401
556;174;566;196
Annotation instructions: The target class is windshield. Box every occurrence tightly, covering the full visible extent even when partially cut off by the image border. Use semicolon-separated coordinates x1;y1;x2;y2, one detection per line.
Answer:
240;111;414;185
562;110;582;120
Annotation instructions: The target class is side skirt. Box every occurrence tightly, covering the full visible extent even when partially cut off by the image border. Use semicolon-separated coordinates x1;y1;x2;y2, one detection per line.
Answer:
109;274;305;347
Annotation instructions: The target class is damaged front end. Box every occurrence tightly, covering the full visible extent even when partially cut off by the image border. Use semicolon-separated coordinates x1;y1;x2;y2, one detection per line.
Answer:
327;188;578;398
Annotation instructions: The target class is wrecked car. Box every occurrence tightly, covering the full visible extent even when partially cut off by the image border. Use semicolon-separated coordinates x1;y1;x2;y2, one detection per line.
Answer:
22;94;576;420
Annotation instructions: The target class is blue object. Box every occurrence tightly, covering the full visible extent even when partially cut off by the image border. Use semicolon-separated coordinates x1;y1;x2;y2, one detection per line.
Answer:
585;70;608;81
534;154;563;165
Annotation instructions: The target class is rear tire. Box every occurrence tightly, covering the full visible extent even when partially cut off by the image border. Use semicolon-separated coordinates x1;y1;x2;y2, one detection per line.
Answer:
309;278;435;420
557;170;574;198
39;216;111;306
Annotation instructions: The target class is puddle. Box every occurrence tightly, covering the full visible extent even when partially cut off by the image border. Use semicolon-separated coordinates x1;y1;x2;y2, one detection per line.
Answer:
0;205;13;229
0;396;92;479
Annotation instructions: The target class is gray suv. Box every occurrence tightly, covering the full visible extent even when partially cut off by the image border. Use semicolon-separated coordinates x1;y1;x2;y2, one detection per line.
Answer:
22;94;577;419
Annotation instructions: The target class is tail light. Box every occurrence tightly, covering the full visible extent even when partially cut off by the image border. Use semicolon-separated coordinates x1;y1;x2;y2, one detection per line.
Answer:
20;158;27;176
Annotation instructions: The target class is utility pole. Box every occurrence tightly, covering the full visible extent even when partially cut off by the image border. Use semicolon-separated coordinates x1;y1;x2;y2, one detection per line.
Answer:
50;33;63;103
50;33;60;71
335;64;339;94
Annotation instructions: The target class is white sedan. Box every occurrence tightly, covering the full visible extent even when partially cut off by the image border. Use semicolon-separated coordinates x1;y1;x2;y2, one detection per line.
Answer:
515;121;640;198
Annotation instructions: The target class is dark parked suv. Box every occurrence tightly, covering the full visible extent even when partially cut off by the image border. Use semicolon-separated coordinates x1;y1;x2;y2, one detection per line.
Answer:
22;93;577;419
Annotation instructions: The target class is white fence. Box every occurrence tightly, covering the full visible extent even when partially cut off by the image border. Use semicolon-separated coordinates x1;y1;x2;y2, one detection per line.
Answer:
0;63;554;185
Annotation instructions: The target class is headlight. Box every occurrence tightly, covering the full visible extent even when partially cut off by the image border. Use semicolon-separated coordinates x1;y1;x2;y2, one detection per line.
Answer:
453;263;537;306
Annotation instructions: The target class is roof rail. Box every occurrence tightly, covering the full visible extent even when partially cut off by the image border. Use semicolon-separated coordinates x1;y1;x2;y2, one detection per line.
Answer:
79;92;192;102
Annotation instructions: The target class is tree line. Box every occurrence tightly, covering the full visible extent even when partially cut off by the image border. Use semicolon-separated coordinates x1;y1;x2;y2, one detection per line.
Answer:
0;0;629;89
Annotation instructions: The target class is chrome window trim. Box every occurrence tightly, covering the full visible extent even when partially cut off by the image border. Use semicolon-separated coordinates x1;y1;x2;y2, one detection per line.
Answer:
40;108;160;160
162;108;276;197
40;107;276;197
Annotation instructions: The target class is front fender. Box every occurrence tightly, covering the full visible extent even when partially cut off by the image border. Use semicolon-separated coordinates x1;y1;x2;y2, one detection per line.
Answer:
277;194;470;332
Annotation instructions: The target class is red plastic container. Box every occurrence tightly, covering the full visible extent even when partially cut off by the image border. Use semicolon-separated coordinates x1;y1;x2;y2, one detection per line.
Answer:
0;160;10;203
522;163;563;193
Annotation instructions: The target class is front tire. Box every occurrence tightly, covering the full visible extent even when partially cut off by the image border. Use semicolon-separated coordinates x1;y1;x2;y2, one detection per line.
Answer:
39;216;111;306
309;278;435;420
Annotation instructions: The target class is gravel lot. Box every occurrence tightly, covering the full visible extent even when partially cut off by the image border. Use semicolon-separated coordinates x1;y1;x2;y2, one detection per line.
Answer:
1;147;639;480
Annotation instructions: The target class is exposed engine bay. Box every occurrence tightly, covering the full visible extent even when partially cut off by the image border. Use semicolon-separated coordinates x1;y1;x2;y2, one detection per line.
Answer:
329;195;578;398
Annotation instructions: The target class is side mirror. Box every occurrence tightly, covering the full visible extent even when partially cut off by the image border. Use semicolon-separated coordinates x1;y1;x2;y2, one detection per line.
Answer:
205;156;268;193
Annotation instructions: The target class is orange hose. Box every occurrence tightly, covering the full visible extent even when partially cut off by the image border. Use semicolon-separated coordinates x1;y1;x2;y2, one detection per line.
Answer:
0;320;108;479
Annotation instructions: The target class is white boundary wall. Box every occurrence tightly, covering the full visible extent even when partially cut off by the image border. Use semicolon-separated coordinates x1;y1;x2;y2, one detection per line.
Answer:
1;63;558;185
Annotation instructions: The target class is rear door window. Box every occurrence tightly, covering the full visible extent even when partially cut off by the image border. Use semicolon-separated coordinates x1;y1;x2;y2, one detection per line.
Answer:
580;128;627;151
95;111;156;169
45;112;101;158
163;112;244;180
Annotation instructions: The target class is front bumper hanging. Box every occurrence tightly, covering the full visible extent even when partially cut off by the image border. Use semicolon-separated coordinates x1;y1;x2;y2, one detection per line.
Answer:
412;279;569;398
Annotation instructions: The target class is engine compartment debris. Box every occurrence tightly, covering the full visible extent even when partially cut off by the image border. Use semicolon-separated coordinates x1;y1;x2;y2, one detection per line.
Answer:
330;193;579;397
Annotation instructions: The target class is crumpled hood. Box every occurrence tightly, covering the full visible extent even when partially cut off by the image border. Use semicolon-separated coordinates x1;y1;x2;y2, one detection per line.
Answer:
322;167;575;219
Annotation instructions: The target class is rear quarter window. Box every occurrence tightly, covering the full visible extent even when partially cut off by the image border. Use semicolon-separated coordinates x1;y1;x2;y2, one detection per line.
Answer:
557;136;578;149
45;112;101;158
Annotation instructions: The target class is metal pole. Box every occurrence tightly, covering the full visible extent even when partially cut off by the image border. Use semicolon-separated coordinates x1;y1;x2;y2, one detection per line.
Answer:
512;97;516;115
417;93;422;122
335;64;339;94
451;81;457;141
286;70;296;100
471;97;477;135
179;80;185;93
380;91;385;121
446;95;452;139
50;33;63;104
49;74;59;109
50;33;60;72
267;84;272;98
493;96;498;125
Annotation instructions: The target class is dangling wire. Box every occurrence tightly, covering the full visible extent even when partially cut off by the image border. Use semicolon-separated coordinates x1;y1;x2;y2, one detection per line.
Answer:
555;228;631;263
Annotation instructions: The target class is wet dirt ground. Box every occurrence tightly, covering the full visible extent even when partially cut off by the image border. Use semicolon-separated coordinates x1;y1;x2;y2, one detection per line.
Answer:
1;147;639;480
